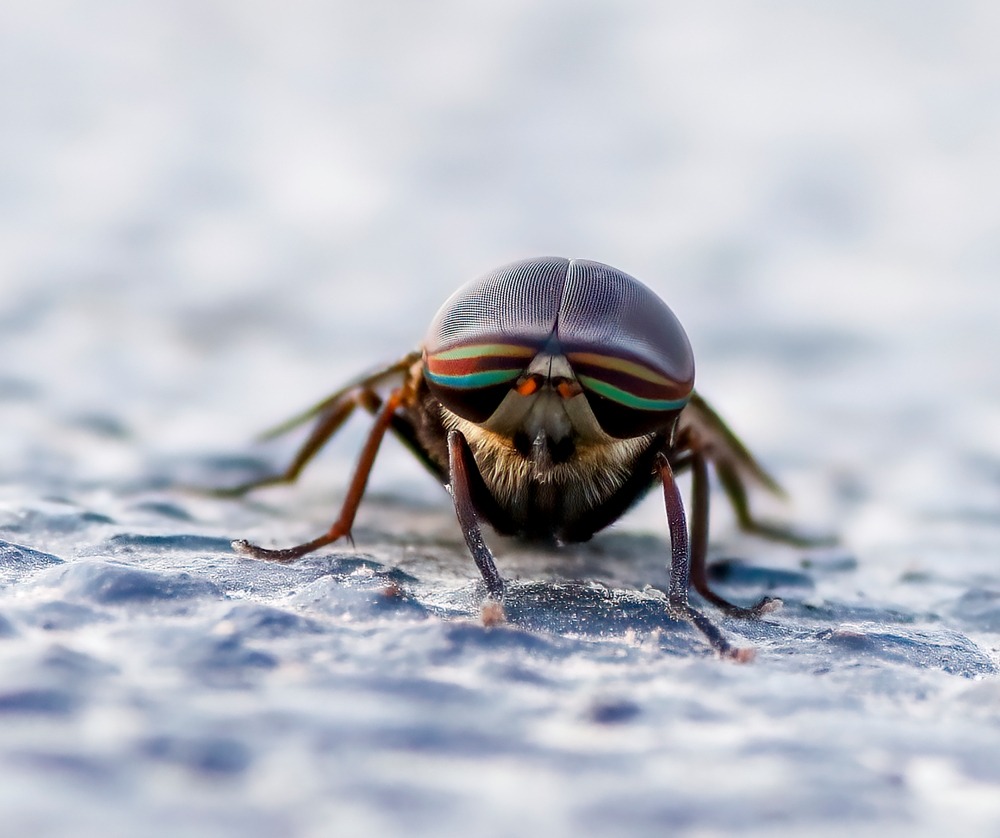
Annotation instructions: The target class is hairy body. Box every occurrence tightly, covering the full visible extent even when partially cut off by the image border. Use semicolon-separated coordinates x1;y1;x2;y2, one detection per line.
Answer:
407;372;664;542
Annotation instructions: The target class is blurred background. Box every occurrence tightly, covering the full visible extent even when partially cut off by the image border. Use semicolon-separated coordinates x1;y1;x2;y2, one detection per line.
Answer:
4;2;999;528
3;1;1000;834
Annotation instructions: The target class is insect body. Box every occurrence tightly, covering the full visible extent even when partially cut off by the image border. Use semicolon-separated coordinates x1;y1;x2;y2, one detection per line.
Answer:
228;257;788;659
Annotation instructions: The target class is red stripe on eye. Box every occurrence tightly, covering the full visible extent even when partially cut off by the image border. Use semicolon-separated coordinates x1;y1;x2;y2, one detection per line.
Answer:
427;355;524;378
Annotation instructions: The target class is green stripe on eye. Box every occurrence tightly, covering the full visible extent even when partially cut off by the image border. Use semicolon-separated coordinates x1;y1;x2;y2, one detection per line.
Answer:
578;375;690;412
425;368;521;389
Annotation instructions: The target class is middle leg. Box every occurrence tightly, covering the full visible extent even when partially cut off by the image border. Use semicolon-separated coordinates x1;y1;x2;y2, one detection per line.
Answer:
689;453;781;618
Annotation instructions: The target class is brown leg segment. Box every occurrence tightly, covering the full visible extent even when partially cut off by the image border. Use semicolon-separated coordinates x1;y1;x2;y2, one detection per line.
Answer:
212;388;382;498
656;454;753;662
689;454;781;618
209;351;422;498
232;389;404;563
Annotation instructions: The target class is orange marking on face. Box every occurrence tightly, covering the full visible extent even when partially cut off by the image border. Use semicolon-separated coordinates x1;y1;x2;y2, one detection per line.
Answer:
516;377;540;396
556;380;583;400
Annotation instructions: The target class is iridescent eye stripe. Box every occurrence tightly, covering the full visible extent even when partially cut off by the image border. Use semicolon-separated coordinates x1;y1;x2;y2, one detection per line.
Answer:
567;351;691;411
566;352;678;387
576;375;690;412
431;343;537;363
425;343;536;390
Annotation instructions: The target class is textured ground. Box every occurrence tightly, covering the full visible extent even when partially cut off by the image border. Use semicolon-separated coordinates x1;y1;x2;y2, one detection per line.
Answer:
3;2;1000;836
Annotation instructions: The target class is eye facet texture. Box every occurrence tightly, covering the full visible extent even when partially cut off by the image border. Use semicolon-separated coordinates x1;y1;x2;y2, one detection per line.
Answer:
423;257;694;435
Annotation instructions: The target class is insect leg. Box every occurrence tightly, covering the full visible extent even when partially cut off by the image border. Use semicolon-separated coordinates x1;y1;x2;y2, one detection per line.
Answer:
690;454;781;618
679;392;833;546
232;388;404;563
715;461;833;546
213;388;380;497
213;352;421;497
446;430;505;600
655;453;752;662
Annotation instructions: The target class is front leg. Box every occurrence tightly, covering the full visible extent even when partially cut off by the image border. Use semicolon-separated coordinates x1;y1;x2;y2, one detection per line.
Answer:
446;430;506;601
656;454;753;662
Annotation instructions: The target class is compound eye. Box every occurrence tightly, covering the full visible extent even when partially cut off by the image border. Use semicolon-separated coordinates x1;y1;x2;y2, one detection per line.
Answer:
566;350;693;438
559;259;695;439
423;342;537;423
422;257;568;423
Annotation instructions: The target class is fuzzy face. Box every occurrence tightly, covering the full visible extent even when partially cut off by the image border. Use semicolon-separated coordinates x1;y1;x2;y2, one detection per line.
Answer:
434;370;667;541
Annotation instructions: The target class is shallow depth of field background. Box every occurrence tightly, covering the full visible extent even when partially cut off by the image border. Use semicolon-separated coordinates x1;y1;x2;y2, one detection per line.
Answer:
3;2;1000;836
